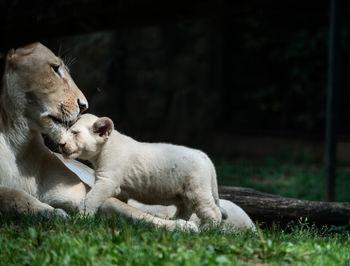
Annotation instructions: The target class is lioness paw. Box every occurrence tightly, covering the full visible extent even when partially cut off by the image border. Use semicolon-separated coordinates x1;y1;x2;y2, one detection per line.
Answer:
175;219;200;233
39;208;68;219
53;208;69;218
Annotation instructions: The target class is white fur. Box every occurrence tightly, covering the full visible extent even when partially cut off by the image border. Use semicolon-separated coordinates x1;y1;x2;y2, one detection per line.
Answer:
218;199;255;231
55;153;96;188
128;199;256;231
60;114;223;226
0;43;198;232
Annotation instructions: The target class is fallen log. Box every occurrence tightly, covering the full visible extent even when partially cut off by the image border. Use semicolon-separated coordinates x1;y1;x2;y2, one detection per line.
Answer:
219;186;350;226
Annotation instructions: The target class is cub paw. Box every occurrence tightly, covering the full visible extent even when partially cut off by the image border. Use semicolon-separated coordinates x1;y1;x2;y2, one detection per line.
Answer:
78;200;97;216
78;205;97;216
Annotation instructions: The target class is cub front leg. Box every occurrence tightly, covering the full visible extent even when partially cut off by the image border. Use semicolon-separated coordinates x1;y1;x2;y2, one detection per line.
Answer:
79;175;120;215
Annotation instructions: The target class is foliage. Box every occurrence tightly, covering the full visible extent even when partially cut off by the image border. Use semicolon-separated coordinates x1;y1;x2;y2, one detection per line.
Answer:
216;155;350;202
0;213;349;266
58;1;350;144
1;154;349;265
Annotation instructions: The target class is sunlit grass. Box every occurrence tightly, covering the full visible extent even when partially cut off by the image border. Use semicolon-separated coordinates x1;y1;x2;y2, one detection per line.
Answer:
0;213;349;265
1;155;349;265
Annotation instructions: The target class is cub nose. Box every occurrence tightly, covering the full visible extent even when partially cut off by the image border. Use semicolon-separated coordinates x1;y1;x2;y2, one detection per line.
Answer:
77;98;88;114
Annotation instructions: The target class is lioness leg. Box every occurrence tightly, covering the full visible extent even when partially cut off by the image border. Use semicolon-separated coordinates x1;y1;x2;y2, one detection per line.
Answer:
0;186;67;217
39;175;88;211
100;197;199;232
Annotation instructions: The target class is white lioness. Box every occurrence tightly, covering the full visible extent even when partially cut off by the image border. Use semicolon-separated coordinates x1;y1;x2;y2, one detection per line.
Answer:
58;113;226;225
0;43;196;231
128;199;256;231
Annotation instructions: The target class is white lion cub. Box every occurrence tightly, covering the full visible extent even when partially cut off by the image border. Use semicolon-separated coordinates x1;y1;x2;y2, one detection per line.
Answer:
59;114;226;225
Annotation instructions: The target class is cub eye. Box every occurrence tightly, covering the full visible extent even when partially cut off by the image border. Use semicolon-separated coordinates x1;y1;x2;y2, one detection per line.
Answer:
51;64;61;77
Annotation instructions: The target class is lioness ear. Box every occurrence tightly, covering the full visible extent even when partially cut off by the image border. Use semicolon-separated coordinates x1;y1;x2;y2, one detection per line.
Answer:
14;45;35;56
7;43;36;63
92;117;114;139
7;49;15;60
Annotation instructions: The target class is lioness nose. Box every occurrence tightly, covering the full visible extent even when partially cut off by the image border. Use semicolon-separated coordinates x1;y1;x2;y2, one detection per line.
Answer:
77;99;88;114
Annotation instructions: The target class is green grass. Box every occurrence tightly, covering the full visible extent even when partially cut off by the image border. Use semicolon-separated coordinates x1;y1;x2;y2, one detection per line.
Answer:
0;213;349;266
216;156;350;202
1;155;350;265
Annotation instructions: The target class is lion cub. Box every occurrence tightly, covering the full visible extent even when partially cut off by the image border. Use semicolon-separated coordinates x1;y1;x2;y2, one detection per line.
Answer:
59;114;225;225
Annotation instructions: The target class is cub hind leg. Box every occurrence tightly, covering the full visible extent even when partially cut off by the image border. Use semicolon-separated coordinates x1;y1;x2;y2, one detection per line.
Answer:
174;202;193;221
183;186;222;226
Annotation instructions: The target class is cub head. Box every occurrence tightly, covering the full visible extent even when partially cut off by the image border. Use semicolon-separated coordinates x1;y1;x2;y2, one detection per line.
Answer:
58;114;114;160
2;42;88;142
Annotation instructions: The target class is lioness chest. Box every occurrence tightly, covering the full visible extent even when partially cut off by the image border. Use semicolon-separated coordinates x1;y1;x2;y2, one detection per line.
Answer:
0;135;40;197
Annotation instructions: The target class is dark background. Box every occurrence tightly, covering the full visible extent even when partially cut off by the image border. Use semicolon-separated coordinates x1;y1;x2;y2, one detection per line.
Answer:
1;0;350;159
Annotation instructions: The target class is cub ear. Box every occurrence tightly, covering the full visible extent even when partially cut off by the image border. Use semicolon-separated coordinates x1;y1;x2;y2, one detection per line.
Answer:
92;117;114;138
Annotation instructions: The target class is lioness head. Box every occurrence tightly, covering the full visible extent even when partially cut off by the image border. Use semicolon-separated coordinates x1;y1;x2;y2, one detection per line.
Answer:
3;42;88;141
58;114;113;160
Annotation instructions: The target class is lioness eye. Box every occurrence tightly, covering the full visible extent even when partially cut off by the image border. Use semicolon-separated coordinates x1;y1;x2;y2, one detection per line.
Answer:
71;130;79;136
51;64;61;77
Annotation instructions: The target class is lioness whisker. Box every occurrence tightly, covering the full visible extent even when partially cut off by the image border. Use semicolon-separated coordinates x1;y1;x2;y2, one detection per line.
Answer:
69;57;77;67
59;47;72;61
63;56;77;68
58;42;63;58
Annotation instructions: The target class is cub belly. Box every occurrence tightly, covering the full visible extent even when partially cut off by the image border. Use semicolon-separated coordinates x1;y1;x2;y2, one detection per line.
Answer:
116;151;189;206
120;181;181;206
